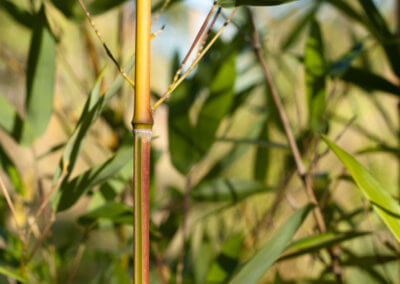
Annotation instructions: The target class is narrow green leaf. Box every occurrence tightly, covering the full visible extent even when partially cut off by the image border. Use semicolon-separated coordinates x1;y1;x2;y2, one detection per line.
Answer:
169;53;236;174
357;0;400;77
279;231;370;261
0;94;20;135
0;266;26;283
340;67;400;96
78;202;133;225
51;55;135;207
25;5;56;138
204;115;266;181
322;136;400;242
194;238;215;284
0;143;24;195
207;234;243;283
0;94;35;145
0;0;33;27
325;0;400;77
254;117;270;182
305;18;326;133
55;144;132;212
329;43;364;77
231;204;314;283
341;254;398;267
281;4;320;51
218;0;298;8
192;179;274;202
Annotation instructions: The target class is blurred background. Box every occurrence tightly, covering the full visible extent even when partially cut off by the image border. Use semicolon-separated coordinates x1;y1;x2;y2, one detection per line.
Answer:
0;0;400;283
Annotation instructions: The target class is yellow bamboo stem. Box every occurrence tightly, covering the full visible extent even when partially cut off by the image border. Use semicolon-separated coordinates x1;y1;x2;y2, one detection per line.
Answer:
134;0;153;283
134;0;153;128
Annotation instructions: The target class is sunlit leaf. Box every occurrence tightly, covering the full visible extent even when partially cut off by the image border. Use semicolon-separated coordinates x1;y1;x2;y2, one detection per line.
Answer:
0;144;24;195
322;136;400;242
231;204;314;283
0;266;26;283
279;231;370;261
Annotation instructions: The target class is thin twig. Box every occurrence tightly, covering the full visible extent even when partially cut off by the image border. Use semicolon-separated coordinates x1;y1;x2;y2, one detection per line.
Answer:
78;0;135;88
26;162;68;238
246;8;326;232
0;175;25;242
26;213;55;264
152;8;238;110
67;243;86;284
152;0;171;25
246;9;343;283
151;242;169;284
171;2;218;87
197;7;221;56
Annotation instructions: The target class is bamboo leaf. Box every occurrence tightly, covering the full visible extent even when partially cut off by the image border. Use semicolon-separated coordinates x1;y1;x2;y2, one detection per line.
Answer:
0;94;20;136
305;18;326;133
51;56;135;208
230;204;314;283
0;94;35;145
253;118;270;182
0;266;26;283
281;4;320;51
0;144;24;195
78;202;133;225
329;43;364;77
340;67;400;96
192;179;274;202
206;234;243;283
55;143;132;212
325;0;400;77
357;0;400;77
322;136;400;242
204;115;267;181
279;231;370;261
218;0;298;8
24;5;56;139
0;0;33;27
169;53;236;174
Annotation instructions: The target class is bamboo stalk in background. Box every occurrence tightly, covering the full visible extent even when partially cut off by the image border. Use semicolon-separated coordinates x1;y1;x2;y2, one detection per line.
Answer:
133;0;153;283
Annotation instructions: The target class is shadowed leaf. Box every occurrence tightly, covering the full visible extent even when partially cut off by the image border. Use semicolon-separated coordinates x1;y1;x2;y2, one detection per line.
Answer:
207;234;243;283
218;0;298;7
55;144;132;212
305;18;326;133
24;5;56;139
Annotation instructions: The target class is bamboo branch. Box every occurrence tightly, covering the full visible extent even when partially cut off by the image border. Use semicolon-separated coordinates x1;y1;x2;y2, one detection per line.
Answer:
152;8;238;110
246;8;343;282
0;175;25;242
133;0;153;282
78;0;135;88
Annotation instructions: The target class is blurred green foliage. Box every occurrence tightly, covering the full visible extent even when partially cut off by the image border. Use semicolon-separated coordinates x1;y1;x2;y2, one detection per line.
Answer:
0;0;399;283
